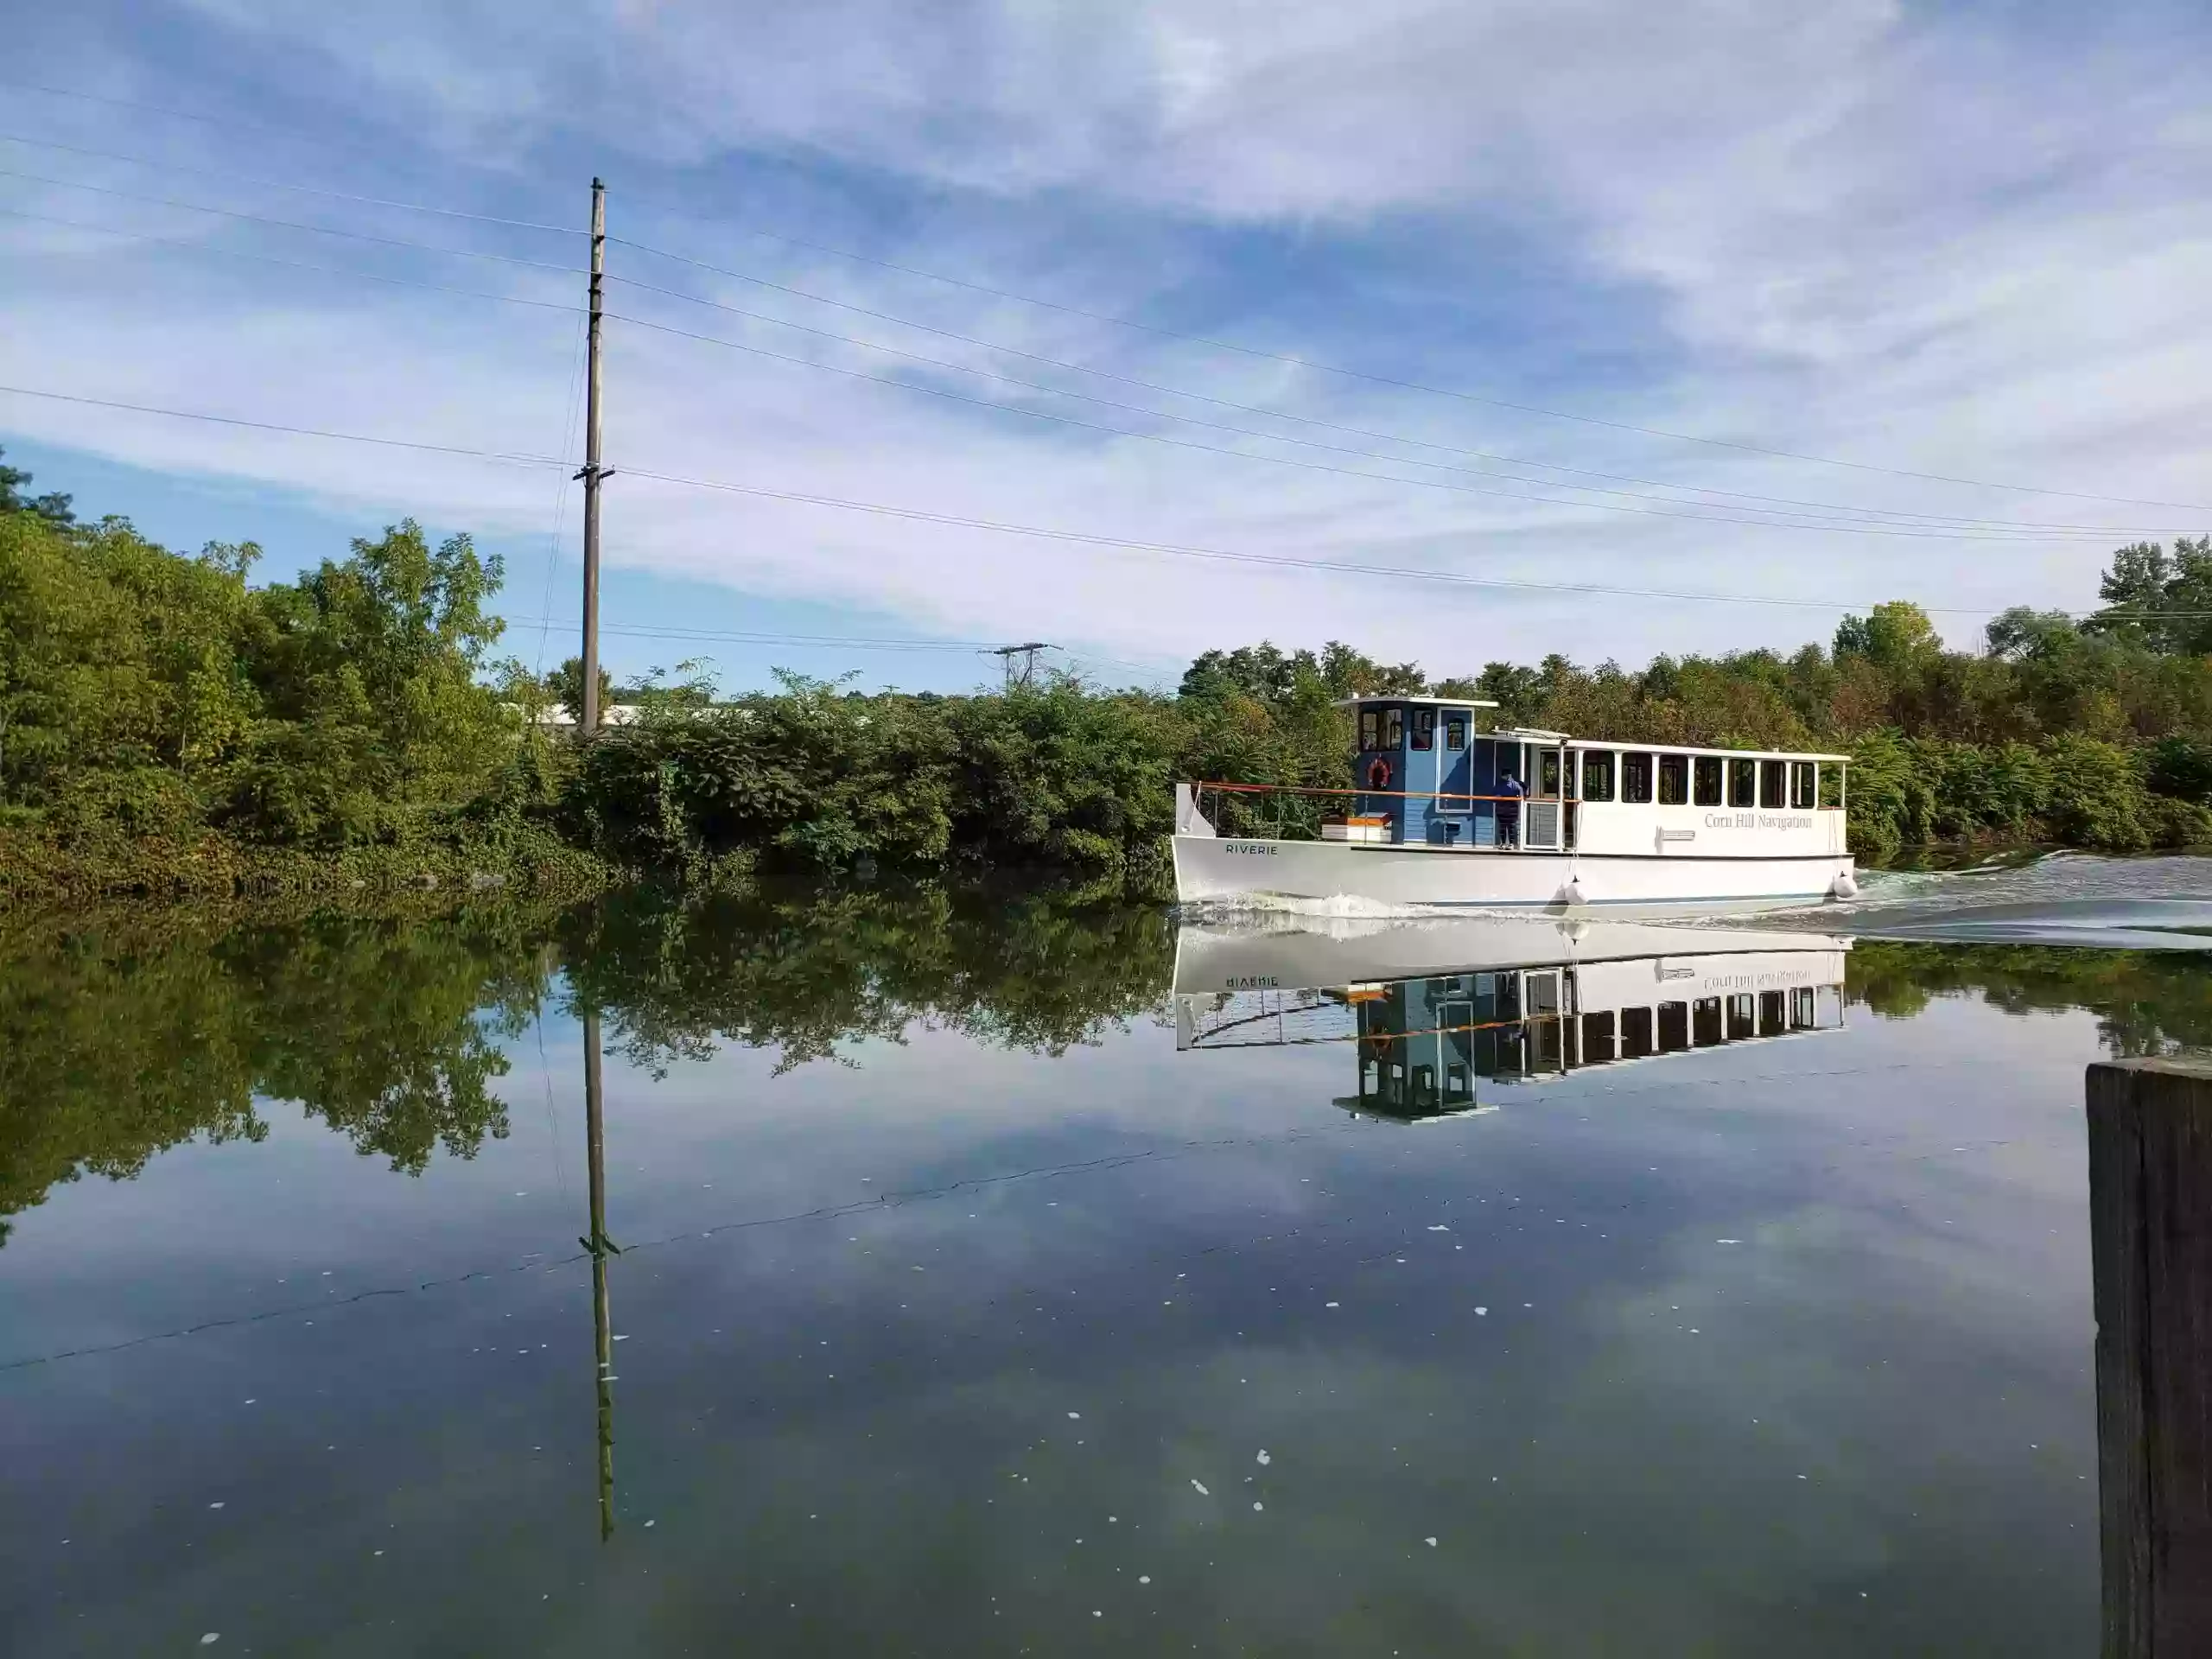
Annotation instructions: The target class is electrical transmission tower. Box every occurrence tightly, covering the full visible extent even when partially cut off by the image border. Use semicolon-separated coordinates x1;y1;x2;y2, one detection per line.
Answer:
989;642;1053;690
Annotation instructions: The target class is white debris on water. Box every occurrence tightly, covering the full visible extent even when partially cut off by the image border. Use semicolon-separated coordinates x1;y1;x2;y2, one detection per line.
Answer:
200;1636;219;1647
1716;1238;1742;1245
1252;1502;1263;1511
1256;1450;1271;1466
1139;1575;1151;1585
1474;1306;1488;1316
1325;1301;1340;1309
1427;1225;1450;1232
1425;1537;1438;1548
1191;1479;1210;1497
1068;1412;1081;1420
208;1502;225;1510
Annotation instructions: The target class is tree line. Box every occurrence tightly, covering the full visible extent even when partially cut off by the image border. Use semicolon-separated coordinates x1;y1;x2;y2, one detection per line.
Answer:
9;887;2212;1246
7;444;2212;897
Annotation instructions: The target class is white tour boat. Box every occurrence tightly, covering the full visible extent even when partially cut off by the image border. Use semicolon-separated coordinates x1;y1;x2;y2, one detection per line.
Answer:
1172;695;1856;912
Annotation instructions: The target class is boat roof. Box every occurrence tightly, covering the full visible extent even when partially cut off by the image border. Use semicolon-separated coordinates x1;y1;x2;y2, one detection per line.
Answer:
1567;740;1852;763
1329;696;1851;760
1333;694;1501;709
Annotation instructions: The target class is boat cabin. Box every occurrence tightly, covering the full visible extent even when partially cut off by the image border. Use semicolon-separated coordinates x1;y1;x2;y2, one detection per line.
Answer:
1338;695;1847;856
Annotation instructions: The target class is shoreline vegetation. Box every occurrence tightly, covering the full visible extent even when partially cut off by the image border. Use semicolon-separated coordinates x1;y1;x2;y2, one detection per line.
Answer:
7;450;2212;908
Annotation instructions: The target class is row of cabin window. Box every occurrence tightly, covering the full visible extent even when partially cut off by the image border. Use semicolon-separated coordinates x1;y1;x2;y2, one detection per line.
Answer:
1357;707;1468;753
1578;751;1817;810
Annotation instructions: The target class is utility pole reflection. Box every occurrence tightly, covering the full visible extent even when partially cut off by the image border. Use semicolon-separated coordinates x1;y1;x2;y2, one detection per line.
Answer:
582;1007;619;1541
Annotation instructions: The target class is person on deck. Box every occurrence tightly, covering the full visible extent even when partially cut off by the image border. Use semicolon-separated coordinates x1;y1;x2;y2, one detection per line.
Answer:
1497;771;1524;848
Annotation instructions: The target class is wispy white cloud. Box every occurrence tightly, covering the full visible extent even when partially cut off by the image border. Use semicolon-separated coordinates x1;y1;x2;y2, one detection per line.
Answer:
3;0;2209;677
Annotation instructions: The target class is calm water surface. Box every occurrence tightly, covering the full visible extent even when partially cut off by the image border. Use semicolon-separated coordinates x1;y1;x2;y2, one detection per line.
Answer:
7;870;2212;1655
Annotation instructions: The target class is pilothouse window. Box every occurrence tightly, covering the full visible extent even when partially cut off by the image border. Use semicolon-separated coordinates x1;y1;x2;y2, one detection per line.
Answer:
1658;753;1688;805
1445;716;1466;752
1384;708;1404;749
1359;709;1379;752
1694;756;1722;806
1411;708;1435;751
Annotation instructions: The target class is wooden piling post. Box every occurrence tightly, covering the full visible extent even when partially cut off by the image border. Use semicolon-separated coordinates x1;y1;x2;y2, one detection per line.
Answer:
2088;1057;2212;1656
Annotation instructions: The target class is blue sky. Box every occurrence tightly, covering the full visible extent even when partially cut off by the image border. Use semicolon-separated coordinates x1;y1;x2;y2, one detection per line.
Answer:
5;1;2210;694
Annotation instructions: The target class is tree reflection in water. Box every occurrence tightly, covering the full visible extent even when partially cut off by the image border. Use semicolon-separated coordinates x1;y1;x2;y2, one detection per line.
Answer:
5;890;2210;1248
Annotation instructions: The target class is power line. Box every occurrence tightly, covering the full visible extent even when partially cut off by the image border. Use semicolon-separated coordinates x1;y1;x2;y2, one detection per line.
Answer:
607;463;2032;616
606;245;2174;537
607;309;2122;544
0;131;577;233
613;211;2212;513
0;383;567;468
604;289;2140;541
0;378;2137;618
0;76;340;143
506;617;1009;652
0;203;583;312
0;166;580;272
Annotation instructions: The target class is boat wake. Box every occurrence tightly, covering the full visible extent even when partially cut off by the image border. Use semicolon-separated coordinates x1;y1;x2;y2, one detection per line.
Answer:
1750;853;2212;949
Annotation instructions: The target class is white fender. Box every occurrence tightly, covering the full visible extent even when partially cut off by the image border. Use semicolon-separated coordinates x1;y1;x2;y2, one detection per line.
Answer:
1829;871;1858;900
1560;877;1588;906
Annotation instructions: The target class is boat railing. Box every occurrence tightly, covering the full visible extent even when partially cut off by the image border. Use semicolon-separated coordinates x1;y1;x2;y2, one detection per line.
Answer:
1188;779;1850;842
1189;779;1545;844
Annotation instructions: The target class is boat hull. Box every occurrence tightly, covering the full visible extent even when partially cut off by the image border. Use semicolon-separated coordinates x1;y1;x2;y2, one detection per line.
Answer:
1172;833;1852;913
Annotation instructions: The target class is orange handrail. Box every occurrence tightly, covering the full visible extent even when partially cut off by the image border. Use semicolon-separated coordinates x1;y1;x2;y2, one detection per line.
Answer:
1195;779;1543;804
1193;779;1847;810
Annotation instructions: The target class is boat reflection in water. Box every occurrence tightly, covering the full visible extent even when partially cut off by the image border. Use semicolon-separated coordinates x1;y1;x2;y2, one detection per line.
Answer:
1173;916;1849;1122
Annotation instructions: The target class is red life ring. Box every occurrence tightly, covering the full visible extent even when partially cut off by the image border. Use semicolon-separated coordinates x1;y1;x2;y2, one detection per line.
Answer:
1365;756;1393;791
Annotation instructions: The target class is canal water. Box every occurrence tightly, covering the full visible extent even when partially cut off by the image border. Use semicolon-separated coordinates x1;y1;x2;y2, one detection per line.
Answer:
6;862;2212;1655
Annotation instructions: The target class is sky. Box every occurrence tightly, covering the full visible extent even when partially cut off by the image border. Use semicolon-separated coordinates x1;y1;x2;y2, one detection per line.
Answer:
4;1;2210;694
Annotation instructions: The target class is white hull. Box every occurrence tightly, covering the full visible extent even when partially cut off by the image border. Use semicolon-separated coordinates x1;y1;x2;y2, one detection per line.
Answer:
1171;915;1848;996
1173;833;1853;913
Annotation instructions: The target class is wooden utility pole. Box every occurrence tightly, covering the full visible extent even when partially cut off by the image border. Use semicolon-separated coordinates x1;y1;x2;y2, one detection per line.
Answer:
990;641;1052;691
2088;1057;2212;1655
579;177;607;734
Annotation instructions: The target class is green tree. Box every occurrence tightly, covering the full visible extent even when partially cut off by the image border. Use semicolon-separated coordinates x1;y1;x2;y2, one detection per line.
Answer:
0;446;75;526
548;654;615;723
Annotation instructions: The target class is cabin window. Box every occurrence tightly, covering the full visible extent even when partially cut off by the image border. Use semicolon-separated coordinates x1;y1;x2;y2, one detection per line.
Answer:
1622;1007;1655;1058
1729;758;1757;807
1580;751;1615;802
1792;986;1816;1028
1727;993;1757;1039
1539;751;1561;798
1622;752;1654;804
1657;1001;1689;1052
1761;759;1787;807
1657;753;1688;805
1758;989;1786;1031
1791;761;1816;809
1581;1010;1617;1062
1693;756;1722;806
1692;996;1723;1046
1384;707;1404;749
1359;709;1379;752
1411;708;1435;751
1445;716;1466;752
